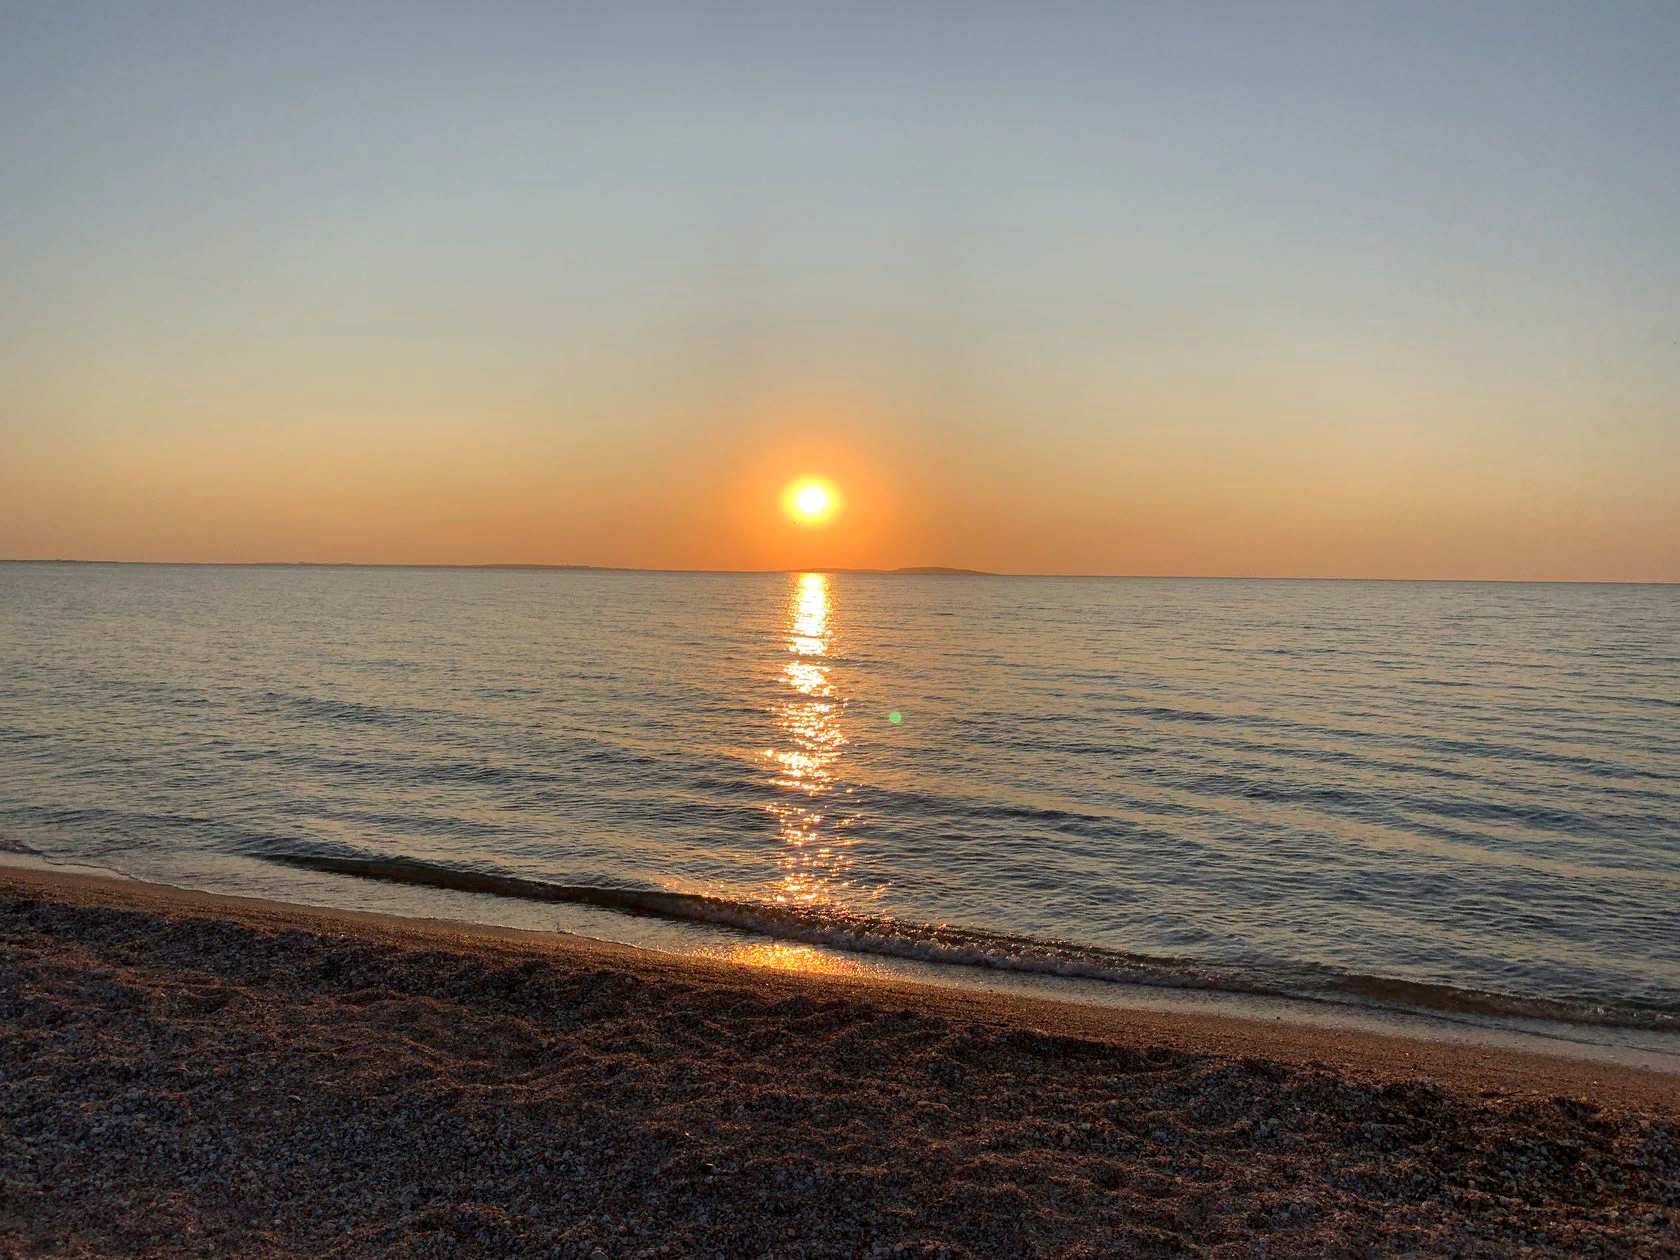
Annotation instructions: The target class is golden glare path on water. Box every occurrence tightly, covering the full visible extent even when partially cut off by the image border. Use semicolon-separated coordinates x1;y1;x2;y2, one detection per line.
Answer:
766;572;857;911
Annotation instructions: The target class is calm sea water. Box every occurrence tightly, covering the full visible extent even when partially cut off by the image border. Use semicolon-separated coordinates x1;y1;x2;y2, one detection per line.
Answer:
3;563;1677;1038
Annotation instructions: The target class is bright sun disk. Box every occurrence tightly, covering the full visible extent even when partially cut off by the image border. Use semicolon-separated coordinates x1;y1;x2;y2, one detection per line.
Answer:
785;479;839;525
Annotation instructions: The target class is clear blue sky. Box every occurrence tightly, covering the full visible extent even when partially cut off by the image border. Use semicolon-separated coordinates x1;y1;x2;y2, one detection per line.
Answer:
4;2;1677;576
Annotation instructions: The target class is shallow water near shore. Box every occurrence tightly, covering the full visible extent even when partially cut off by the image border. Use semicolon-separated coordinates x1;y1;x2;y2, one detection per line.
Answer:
2;562;1677;1059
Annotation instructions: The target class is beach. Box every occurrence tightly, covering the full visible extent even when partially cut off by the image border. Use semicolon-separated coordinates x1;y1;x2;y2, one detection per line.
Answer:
2;866;1675;1258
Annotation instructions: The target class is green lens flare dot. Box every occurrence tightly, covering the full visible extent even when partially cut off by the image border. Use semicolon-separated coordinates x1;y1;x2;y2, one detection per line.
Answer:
888;711;902;724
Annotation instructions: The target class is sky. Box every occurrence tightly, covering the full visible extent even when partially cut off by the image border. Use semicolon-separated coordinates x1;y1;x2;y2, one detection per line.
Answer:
3;1;1677;579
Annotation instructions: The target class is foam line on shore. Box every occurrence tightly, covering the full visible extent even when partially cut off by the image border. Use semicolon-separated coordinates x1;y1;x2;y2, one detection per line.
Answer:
257;849;1680;1034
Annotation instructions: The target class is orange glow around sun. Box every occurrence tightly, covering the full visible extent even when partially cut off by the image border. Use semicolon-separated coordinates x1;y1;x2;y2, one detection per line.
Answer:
784;478;840;526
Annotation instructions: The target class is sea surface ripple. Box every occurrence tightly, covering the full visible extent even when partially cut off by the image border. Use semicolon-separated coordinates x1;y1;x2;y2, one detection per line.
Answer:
1;563;1676;1032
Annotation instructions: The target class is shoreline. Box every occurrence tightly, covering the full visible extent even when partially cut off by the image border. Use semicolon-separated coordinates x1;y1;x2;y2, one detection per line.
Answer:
4;864;1677;1257
6;863;1678;1113
7;853;1677;1085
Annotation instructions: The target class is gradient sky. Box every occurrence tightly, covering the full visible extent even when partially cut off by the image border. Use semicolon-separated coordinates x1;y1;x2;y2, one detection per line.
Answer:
3;1;1677;578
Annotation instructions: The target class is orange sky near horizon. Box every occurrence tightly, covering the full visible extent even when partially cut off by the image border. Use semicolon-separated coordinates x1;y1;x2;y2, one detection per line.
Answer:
5;375;1676;580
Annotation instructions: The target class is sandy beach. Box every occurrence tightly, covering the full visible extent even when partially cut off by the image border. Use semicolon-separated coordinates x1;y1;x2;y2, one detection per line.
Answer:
2;865;1676;1258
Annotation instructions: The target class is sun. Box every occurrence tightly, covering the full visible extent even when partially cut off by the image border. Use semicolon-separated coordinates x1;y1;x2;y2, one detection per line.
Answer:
784;478;840;526
795;484;828;516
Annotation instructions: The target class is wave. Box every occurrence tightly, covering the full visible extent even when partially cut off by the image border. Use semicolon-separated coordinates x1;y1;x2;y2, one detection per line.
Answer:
258;850;1680;1034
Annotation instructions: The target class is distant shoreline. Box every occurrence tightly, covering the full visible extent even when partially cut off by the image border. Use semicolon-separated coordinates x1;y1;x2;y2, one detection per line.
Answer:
2;559;1676;585
0;558;996;576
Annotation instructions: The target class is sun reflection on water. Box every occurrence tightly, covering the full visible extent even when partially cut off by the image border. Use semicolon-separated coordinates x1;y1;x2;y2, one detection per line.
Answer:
717;939;879;978
767;573;857;908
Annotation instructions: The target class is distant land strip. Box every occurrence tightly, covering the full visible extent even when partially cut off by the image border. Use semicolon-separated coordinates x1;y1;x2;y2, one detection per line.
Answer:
0;559;998;576
5;561;1675;584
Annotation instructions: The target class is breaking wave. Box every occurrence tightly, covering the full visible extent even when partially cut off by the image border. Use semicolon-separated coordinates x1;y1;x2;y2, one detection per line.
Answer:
259;850;1680;1034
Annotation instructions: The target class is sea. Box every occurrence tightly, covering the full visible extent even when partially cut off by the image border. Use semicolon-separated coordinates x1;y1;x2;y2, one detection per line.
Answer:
3;562;1677;1066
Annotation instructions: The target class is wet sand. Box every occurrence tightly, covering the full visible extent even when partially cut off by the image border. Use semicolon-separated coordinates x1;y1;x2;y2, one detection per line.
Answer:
2;865;1676;1257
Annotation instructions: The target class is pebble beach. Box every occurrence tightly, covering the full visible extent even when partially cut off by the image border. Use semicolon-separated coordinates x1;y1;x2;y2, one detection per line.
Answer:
3;866;1677;1258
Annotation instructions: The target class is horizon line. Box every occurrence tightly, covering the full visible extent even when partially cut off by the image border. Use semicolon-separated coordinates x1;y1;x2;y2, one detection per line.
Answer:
2;558;1675;586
